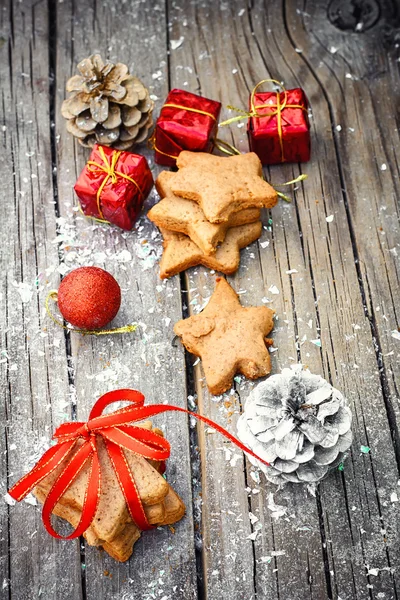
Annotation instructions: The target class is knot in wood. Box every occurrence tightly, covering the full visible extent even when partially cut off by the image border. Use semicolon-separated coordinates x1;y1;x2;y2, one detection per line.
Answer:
328;0;380;32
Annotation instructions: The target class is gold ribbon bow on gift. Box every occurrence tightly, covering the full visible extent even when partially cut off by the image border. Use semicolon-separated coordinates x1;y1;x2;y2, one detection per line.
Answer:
85;145;144;223
219;78;308;163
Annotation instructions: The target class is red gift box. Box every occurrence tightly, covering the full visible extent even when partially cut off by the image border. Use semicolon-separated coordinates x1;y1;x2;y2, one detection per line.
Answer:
74;144;153;230
247;87;310;165
152;89;221;166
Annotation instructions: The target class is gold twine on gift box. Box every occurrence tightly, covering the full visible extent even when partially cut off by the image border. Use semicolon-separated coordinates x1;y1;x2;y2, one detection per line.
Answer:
162;103;217;120
212;138;242;156
148;130;178;160
148;103;217;160
219;79;308;163
45;291;137;336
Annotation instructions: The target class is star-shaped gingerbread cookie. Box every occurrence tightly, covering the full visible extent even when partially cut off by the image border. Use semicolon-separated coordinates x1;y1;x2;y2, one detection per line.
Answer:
159;221;262;278
166;151;277;223
149;171;260;255
174;277;274;395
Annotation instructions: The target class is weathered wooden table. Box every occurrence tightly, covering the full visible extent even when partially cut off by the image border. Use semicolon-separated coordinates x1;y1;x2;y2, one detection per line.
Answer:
1;1;400;598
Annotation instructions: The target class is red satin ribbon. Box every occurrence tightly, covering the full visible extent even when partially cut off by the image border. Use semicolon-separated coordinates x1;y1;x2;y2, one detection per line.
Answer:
8;389;270;540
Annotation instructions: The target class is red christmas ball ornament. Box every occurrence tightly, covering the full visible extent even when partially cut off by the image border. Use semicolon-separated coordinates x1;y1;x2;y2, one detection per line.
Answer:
58;267;121;330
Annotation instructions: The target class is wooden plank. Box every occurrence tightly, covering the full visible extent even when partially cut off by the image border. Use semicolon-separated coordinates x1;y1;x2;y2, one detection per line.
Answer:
246;2;400;599
284;0;400;430
54;1;197;598
166;3;258;599
167;1;400;600
0;1;83;598
2;1;400;599
166;2;327;599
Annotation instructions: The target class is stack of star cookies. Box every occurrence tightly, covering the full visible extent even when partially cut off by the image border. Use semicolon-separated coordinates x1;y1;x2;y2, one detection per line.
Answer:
148;151;278;279
33;421;185;562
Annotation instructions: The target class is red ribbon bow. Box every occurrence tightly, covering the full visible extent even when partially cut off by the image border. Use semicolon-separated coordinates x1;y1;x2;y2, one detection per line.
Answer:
8;389;270;540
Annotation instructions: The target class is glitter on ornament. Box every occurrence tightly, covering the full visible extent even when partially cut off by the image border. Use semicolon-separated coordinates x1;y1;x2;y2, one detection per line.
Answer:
46;267;136;335
57;266;121;329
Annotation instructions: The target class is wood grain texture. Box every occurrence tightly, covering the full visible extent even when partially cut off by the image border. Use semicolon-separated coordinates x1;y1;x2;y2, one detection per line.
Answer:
1;0;400;599
0;1;83;599
53;0;197;599
168;1;400;599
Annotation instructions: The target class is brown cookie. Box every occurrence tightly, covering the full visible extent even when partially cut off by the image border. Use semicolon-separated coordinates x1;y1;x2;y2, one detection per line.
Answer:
166;151;277;223
158;485;186;525
102;524;141;562
149;170;260;255
34;483;184;559
159;221;262;279
174;277;275;395
34;491;141;562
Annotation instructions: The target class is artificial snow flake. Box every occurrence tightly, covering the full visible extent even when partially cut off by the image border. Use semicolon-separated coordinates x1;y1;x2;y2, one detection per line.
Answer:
24;494;37;506
268;285;280;295
170;37;184;50
115;250;132;263
249;512;259;524
12;281;33;303
267;493;287;519
4;494;16;506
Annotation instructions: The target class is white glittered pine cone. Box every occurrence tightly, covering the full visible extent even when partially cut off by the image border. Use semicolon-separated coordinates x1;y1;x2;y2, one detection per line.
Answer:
237;365;353;485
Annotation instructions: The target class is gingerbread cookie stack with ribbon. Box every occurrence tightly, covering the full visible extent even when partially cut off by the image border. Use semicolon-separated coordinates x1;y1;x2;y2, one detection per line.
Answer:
33;421;185;562
148;151;277;279
8;391;186;563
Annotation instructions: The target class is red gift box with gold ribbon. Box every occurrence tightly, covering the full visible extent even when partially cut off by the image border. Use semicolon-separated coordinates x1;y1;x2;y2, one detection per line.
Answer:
247;84;310;165
152;89;221;166
74;144;153;230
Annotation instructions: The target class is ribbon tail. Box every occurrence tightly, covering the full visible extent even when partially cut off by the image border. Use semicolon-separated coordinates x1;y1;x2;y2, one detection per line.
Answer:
219;114;249;127
104;439;152;531
46;291;137;337
213;138;241;156
276;191;292;203
119;404;271;468
8;440;77;502
42;441;100;540
275;173;308;186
